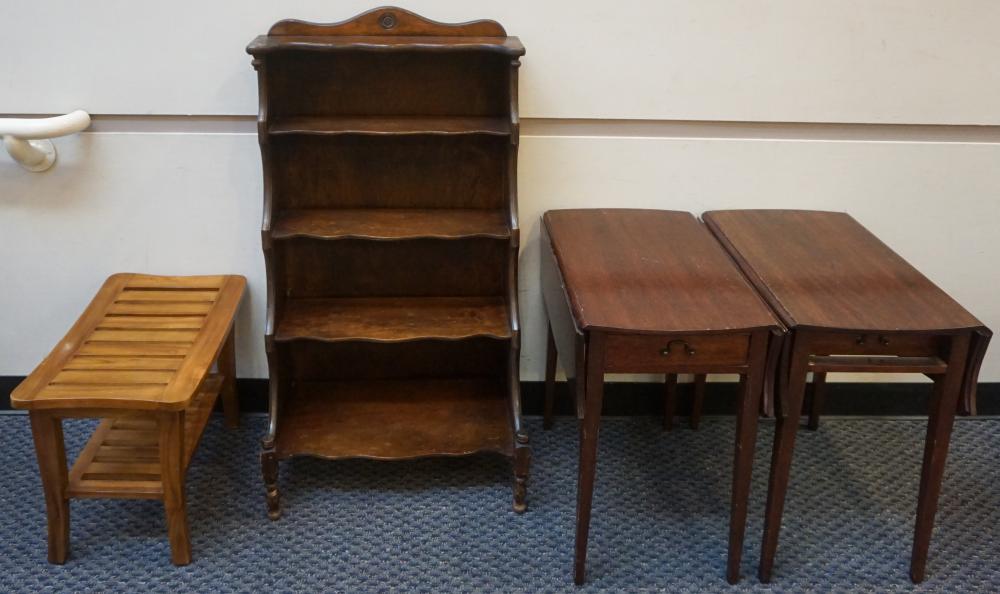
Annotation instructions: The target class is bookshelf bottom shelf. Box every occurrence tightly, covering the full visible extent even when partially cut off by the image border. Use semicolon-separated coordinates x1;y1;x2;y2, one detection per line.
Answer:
275;378;513;460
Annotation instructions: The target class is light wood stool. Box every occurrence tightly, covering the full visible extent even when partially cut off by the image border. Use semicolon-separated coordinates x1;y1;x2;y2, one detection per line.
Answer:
11;273;246;565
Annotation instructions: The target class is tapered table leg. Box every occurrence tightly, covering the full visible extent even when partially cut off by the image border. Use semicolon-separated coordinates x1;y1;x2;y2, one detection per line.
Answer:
691;374;707;430
806;372;826;431
574;333;605;585
727;333;766;583
29;412;70;564
759;342;810;582
910;334;969;583
544;324;558;429
662;373;677;431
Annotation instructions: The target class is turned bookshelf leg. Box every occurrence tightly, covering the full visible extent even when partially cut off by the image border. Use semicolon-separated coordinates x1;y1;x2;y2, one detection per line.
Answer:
29;412;70;564
159;412;191;565
513;433;531;513
261;448;281;520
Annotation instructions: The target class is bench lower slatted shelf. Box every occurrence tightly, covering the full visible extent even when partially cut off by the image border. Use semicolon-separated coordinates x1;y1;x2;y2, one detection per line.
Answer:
9;273;246;566
68;376;223;499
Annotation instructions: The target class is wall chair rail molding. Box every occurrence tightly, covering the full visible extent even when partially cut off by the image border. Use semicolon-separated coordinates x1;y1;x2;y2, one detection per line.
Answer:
0;110;90;171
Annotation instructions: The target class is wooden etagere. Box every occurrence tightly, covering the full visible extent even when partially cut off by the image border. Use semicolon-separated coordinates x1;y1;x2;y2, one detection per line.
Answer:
247;7;529;518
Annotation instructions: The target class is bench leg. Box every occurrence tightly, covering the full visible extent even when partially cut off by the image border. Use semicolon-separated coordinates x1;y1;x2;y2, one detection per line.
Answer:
159;412;191;566
543;324;557;430
219;327;240;429
690;374;707;430
662;373;678;431
29;412;70;564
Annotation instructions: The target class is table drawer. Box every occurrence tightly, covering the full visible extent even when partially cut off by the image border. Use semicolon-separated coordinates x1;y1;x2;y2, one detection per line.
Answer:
603;333;750;372
808;332;944;357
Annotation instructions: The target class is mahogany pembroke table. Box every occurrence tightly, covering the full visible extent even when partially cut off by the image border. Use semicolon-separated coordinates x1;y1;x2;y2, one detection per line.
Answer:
704;210;991;583
540;209;784;584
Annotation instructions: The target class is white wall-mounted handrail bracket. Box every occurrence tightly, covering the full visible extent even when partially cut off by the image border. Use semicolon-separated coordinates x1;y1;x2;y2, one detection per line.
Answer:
1;110;91;172
3;137;57;172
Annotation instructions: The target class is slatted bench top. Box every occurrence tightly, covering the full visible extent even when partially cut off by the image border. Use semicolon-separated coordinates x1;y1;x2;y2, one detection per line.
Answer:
703;210;985;334
11;273;246;412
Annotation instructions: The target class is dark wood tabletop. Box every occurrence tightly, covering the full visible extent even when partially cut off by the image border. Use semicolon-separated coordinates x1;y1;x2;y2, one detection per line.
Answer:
703;209;984;333
543;209;778;335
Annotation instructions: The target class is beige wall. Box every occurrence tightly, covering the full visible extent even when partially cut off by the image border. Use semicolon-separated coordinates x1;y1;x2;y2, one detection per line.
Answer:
2;2;998;382
4;1;1000;123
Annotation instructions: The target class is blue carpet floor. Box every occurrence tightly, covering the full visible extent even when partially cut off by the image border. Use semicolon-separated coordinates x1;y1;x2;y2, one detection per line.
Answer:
0;414;997;593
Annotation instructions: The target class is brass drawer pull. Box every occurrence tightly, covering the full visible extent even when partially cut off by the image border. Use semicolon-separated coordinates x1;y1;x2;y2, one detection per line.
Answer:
660;340;696;357
856;334;891;347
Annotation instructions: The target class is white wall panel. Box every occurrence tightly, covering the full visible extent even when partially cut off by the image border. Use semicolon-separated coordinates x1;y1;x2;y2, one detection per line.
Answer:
0;133;265;377
2;1;999;124
2;132;998;382
518;134;1000;382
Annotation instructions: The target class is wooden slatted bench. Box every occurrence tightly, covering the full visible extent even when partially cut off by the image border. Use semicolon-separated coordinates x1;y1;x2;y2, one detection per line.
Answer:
10;273;246;565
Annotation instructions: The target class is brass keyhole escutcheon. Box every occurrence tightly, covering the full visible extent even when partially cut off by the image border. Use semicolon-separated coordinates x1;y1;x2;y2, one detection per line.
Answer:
379;12;397;29
660;340;696;357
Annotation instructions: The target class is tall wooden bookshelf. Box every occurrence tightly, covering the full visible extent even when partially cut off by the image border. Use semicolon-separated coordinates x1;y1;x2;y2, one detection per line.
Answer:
247;7;529;518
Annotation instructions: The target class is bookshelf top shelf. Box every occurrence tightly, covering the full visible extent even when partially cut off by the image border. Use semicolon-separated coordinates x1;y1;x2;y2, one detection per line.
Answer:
248;7;524;56
248;34;524;55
